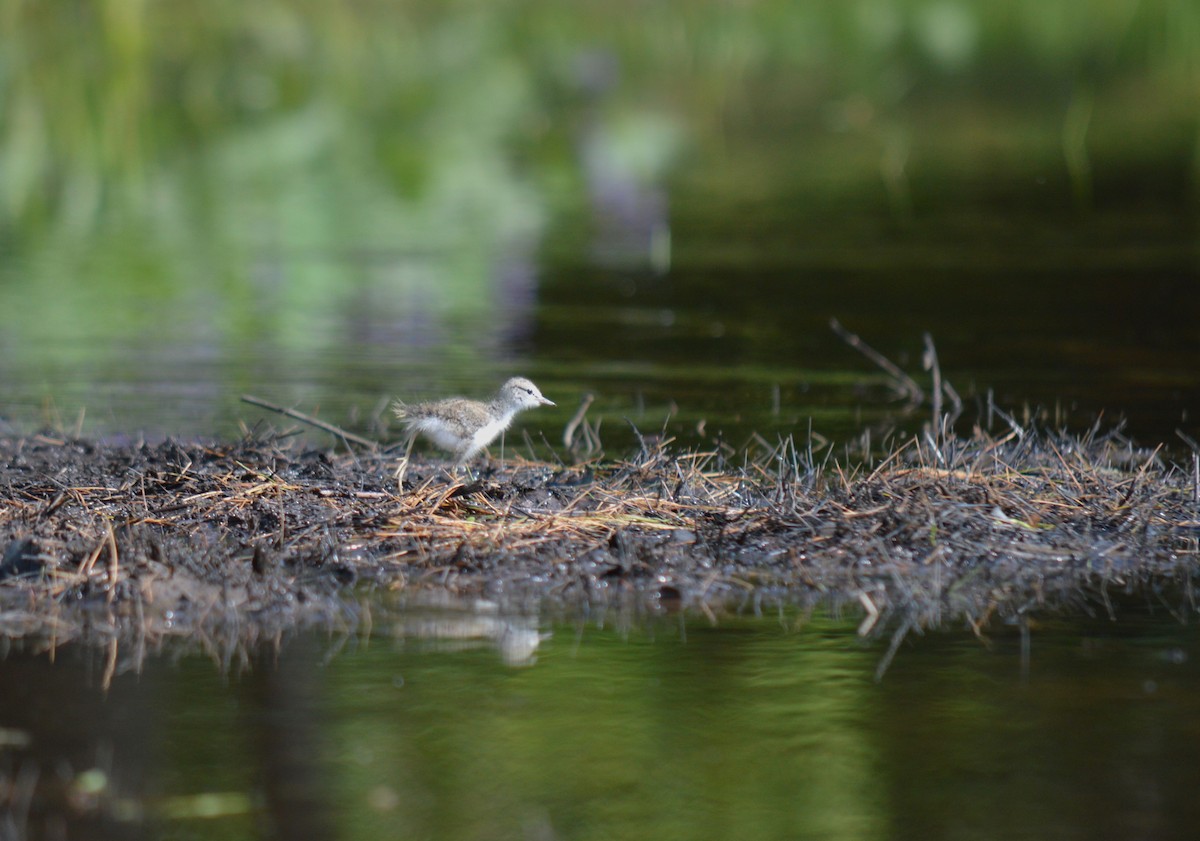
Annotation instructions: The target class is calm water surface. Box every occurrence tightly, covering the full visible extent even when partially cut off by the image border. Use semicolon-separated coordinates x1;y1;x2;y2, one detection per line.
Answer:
3;608;1198;840
2;205;1197;453
2;6;1198;451
3;6;1200;838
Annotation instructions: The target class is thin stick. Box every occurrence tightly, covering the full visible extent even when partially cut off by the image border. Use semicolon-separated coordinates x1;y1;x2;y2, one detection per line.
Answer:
105;523;120;605
923;332;942;444
241;394;378;449
830;318;924;404
564;393;595;449
874;616;914;682
102;638;118;693
857;591;881;637
942;378;964;427
1177;428;1200;455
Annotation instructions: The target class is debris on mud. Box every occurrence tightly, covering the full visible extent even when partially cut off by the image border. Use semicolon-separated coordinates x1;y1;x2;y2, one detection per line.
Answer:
1;423;1198;648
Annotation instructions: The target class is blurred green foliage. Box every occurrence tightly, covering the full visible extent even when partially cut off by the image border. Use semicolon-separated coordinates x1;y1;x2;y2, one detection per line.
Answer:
1;0;1196;234
0;1;1196;438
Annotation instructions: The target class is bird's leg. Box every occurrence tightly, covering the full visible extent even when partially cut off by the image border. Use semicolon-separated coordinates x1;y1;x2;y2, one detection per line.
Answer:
451;457;479;486
395;433;418;490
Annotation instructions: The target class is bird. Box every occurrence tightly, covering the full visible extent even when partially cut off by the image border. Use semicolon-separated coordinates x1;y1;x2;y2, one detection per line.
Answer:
393;377;554;482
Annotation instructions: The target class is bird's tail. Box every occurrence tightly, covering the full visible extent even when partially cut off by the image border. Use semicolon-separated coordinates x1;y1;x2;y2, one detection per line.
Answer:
391;399;409;420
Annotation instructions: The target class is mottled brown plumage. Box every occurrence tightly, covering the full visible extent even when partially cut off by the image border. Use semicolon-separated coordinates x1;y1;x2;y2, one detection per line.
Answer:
393;378;554;477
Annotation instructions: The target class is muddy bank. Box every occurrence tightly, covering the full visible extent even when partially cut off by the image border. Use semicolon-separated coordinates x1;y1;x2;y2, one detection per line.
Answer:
1;426;1198;647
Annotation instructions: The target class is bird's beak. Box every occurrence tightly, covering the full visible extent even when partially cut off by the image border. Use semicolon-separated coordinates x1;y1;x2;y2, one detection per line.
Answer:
540;396;555;406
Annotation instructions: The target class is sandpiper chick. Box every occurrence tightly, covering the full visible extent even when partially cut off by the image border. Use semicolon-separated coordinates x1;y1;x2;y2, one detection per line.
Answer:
393;377;554;481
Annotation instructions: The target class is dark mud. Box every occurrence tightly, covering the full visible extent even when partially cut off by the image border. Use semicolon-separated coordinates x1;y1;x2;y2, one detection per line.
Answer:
1;426;1198;649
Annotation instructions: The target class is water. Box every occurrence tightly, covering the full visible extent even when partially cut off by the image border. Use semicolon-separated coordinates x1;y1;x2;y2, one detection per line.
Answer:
2;5;1200;838
3;608;1198;840
1;4;1197;452
2;204;1196;454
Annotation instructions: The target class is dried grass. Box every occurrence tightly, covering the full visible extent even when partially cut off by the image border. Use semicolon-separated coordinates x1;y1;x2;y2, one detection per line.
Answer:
1;418;1198;651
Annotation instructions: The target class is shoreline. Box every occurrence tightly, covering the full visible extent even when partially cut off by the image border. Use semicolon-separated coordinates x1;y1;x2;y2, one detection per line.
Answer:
1;426;1198;647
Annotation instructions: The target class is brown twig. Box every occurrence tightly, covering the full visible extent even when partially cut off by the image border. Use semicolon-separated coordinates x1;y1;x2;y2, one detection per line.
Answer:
240;394;378;450
831;318;924;405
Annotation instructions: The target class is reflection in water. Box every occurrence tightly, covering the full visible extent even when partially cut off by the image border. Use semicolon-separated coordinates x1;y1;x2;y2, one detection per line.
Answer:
1;610;1198;840
393;605;545;667
242;639;337;841
0;600;544;837
3;6;1196;449
0;647;156;839
573;50;678;274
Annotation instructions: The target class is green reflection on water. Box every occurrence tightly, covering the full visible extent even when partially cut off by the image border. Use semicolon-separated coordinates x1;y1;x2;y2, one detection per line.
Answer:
3;610;1200;839
327;621;884;840
133;612;1200;840
0;0;1197;444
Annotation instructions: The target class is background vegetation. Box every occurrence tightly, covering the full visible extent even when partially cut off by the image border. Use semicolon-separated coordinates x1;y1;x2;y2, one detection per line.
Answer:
0;0;1196;438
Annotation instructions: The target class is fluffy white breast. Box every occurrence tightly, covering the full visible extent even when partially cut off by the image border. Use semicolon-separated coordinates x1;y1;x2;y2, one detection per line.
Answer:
410;417;472;452
467;411;516;456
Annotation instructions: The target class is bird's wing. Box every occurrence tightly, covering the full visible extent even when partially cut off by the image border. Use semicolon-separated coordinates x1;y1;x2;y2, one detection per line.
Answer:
406;399;490;439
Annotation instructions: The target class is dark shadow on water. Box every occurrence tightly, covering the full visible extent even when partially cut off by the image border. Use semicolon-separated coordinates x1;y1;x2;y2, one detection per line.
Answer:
242;639;338;841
